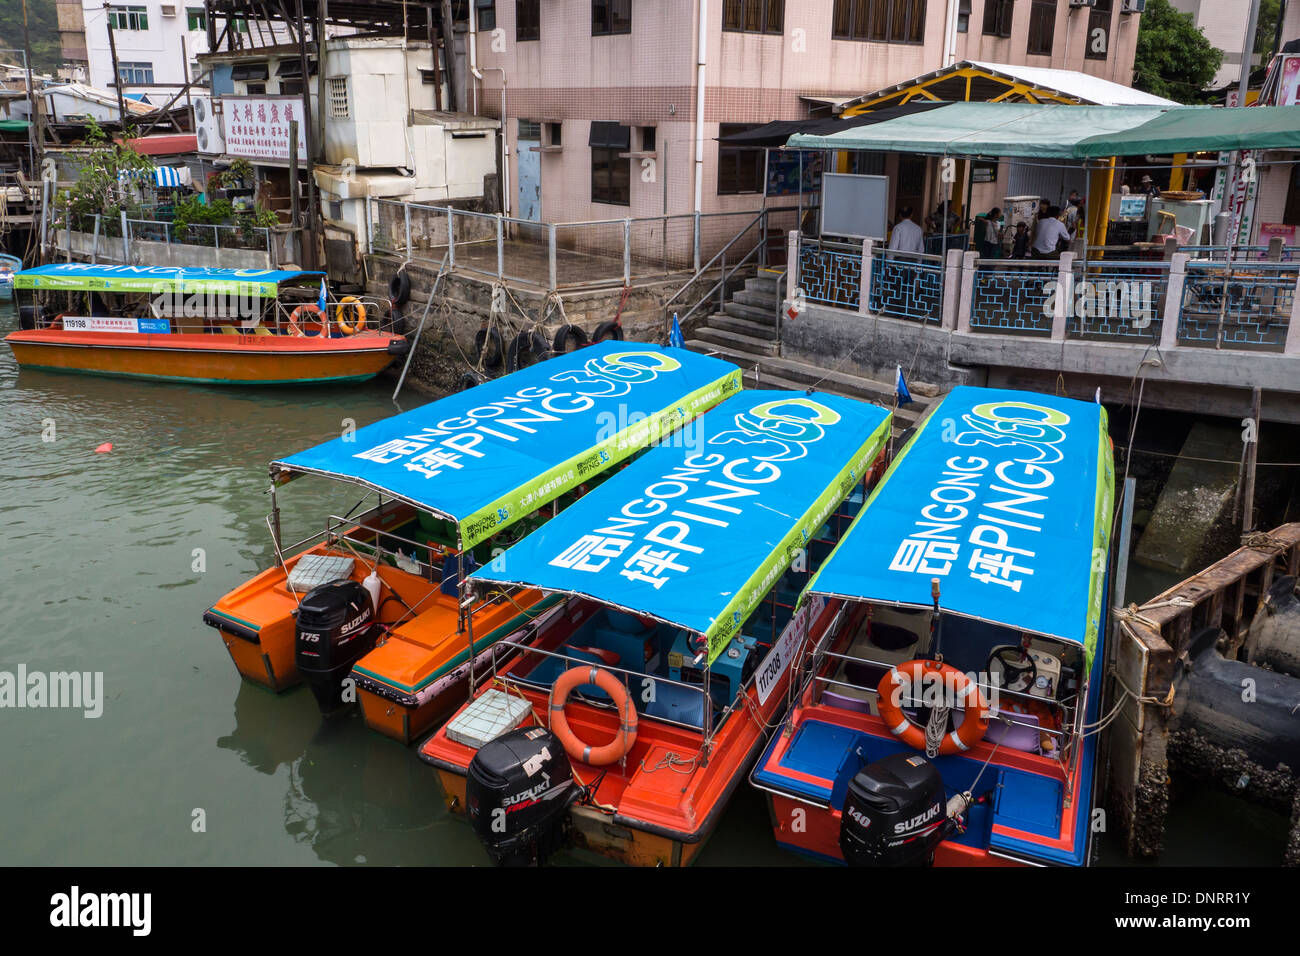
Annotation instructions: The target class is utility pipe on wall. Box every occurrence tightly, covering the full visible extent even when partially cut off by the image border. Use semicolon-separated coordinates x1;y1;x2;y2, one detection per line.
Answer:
468;2;479;115
479;66;510;217
693;0;707;216
942;0;959;67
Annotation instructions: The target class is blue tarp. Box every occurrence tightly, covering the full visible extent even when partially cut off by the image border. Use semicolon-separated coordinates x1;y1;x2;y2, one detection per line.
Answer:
12;262;322;295
276;343;743;549
470;390;893;664
804;386;1114;662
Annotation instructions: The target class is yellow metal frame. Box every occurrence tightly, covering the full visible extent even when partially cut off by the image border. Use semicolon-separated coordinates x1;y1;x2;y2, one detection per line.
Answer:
841;66;1085;117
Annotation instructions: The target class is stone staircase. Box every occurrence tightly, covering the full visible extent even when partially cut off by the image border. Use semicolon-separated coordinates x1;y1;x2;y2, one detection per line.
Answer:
685;269;940;438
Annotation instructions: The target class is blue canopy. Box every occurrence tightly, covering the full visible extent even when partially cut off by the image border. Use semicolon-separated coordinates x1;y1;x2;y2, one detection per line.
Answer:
470;390;892;664
275;343;742;549
12;263;322;297
804;386;1114;664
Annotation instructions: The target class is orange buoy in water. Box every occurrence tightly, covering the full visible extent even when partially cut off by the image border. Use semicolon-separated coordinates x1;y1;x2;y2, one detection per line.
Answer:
95;443;112;453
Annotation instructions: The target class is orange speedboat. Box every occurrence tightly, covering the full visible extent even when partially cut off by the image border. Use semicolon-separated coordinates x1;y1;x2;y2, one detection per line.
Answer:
204;343;742;728
419;389;892;865
8;263;403;385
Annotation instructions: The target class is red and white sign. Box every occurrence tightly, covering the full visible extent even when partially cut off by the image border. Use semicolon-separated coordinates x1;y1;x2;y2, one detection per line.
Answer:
1277;55;1300;106
221;95;308;162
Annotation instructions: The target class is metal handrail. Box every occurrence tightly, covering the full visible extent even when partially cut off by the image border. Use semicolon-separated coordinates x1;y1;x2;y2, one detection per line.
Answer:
773;266;788;357
489;641;713;736
810;646;1078;748
674;240;762;329
662;208;766;310
662;204;800;310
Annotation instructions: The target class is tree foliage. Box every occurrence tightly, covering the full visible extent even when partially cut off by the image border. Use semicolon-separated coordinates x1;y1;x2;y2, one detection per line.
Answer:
56;120;155;236
1132;0;1225;103
0;0;61;73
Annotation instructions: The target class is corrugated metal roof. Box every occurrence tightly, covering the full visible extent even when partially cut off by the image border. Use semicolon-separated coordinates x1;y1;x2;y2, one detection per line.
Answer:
966;62;1178;107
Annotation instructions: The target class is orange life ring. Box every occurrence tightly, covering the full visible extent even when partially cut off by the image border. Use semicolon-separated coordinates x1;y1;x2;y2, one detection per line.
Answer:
335;296;367;335
288;303;327;337
876;659;989;755
549;665;638;766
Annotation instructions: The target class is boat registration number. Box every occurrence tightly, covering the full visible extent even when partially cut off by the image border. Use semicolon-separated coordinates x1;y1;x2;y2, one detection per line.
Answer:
755;594;826;706
62;316;171;334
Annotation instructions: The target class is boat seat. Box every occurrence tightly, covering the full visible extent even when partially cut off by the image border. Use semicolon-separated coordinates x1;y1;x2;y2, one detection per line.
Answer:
253;325;272;336
218;325;239;335
985;710;1043;755
440;552;477;596
641;677;707;729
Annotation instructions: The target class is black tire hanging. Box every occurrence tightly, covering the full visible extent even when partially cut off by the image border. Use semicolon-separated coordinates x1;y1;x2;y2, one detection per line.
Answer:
458;370;486;392
551;324;590;355
508;330;552;372
591;321;623;343
474;326;505;369
389;270;412;307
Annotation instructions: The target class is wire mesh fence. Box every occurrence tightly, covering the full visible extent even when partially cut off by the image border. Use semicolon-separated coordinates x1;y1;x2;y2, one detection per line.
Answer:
365;199;798;291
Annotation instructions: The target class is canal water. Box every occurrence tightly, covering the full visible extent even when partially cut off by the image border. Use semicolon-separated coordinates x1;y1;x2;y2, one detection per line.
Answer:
0;301;1287;866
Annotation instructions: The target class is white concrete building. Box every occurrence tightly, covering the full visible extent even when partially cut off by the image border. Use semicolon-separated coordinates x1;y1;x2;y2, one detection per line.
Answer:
1169;0;1300;88
198;35;498;259
80;3;291;102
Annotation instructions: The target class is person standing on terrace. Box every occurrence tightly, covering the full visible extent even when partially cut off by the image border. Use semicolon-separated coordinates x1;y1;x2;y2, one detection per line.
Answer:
888;207;924;254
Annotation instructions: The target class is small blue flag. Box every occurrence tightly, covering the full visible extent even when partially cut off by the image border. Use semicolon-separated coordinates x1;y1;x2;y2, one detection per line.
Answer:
669;312;685;349
895;364;912;406
317;278;328;314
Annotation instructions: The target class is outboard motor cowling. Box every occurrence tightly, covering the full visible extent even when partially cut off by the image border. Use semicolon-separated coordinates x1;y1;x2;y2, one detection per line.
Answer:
293;578;376;715
467;727;576;866
840;752;948;866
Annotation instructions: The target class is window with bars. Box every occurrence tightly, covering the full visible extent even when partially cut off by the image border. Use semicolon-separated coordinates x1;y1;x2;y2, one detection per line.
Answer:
1086;0;1112;60
328;77;349;119
117;61;154;84
718;124;764;195
516;0;540;40
592;0;631;35
475;0;496;30
1027;0;1056;55
832;0;926;44
186;7;205;30
722;0;784;34
982;0;1014;38
108;6;149;30
590;122;631;205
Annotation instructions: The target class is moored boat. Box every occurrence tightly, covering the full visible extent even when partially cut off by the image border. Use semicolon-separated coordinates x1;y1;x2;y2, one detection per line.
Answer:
6;262;404;385
203;342;743;734
750;385;1114;867
0;253;18;299
419;389;892;865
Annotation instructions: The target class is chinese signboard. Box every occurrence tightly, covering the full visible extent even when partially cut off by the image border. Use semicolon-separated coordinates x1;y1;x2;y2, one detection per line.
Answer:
221;95;308;162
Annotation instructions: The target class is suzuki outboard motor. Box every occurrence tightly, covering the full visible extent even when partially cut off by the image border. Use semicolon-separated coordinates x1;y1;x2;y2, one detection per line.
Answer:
467;727;577;866
840;752;948;866
294;579;376;715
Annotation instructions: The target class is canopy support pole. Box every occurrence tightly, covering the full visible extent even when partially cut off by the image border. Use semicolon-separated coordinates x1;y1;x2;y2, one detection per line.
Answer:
1087;157;1115;259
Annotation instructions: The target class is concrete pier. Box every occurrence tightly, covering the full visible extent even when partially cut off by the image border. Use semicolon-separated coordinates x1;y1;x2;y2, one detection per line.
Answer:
1107;524;1300;863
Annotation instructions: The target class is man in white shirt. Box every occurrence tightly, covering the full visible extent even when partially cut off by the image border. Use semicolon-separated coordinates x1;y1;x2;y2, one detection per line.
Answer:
1032;206;1070;258
887;207;925;254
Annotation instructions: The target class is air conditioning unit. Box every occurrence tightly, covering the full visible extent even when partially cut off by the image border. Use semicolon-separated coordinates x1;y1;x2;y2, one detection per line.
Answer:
1069;0;1096;7
193;96;226;155
161;4;176;16
1121;0;1146;12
